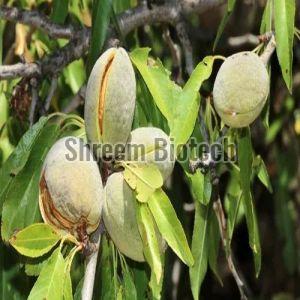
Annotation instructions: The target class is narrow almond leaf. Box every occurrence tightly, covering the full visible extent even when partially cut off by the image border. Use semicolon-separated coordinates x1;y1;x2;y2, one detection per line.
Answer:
274;0;295;92
149;254;164;300
0;116;49;211
208;210;222;285
28;248;66;300
123;163;163;203
1;123;61;241
130;48;216;150
87;0;112;74
120;258;137;300
9;223;60;258
148;189;194;267
136;203;163;284
63;265;73;300
255;155;273;193
213;0;237;51
238;128;261;277
260;0;272;34
51;0;69;24
189;202;209;300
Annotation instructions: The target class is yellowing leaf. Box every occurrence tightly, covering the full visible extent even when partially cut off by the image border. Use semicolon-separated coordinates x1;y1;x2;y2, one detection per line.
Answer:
136;203;163;284
9;223;60;258
123;163;163;203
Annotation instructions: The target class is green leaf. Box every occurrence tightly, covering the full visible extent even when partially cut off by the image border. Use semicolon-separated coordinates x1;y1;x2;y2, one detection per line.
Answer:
189;201;209;300
63;265;73;300
51;0;69;24
9;223;60;258
136;203;163;284
93;235;119;299
0;240;31;299
63;59;86;94
274;0;295;92
149;255;164;300
120;258;137;300
28;248;66;300
1;123;61;241
148;189;194;267
25;257;49;277
0;116;49;211
87;0;112;74
73;277;84;300
238;128;261;277
254;155;273;193
123;163;163;203
260;0;273;34
213;0;237;51
130;48;216;150
208;211;222;285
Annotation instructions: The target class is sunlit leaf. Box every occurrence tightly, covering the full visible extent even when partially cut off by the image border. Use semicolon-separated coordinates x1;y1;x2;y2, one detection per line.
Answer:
148;189;194;267
137;203;163;284
123;163;163;203
28;248;66;300
9;223;60;258
130;48;216;150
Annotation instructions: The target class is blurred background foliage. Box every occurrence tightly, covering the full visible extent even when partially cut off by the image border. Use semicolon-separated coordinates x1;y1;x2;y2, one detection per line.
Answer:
0;0;299;299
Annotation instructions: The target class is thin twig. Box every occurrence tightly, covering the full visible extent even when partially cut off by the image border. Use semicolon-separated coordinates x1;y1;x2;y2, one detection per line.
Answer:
0;6;75;39
175;19;194;75
162;26;183;83
0;27;90;79
29;77;38;126
213;198;248;300
43;76;58;113
62;85;86;114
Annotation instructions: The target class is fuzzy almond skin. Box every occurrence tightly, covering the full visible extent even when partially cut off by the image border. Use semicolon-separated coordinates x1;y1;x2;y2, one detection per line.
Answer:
124;127;175;181
103;172;145;262
39;137;103;237
84;47;136;156
213;51;269;128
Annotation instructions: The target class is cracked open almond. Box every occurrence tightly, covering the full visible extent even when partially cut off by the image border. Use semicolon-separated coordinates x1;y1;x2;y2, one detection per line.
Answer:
39;137;103;240
84;47;136;158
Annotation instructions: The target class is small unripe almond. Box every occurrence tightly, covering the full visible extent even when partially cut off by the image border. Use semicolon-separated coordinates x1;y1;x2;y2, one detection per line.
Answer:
39;137;103;239
213;51;269;128
124;127;175;181
103;173;144;261
103;172;165;262
84;47;136;157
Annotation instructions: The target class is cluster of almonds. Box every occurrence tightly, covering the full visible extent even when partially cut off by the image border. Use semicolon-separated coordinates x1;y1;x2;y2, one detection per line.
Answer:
39;48;174;261
39;47;270;260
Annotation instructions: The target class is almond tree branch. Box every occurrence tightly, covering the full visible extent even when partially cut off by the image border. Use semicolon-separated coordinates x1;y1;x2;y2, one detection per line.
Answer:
0;6;75;39
0;0;224;79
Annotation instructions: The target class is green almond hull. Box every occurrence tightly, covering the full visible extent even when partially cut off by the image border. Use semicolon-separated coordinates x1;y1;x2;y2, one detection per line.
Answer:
213;51;269;128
